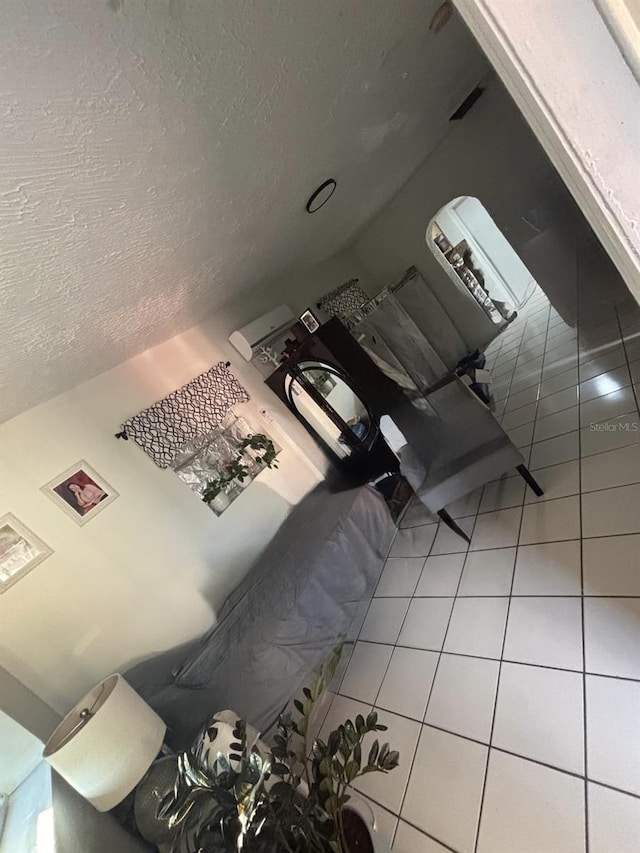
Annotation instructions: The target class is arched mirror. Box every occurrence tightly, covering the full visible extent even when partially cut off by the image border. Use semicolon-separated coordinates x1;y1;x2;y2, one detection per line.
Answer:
284;361;373;460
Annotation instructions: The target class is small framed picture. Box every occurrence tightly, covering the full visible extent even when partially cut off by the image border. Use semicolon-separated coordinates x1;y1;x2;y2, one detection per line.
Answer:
42;461;118;526
299;308;320;334
0;514;53;594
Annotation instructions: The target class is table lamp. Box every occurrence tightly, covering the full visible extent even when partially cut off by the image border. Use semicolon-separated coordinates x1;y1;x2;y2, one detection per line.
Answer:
43;673;166;812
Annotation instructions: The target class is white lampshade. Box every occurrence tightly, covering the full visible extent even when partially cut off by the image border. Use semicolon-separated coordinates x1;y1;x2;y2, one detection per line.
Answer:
43;673;166;812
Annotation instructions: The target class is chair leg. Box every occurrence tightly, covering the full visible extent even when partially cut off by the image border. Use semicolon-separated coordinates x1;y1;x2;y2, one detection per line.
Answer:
437;509;471;543
516;464;544;497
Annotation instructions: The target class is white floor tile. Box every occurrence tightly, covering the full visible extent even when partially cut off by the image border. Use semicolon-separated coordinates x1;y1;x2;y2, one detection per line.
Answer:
579;365;632;403
578;345;627;382
529;430;579;469
579;384;637;427
580;412;640;457
525;459;580;503
393;821;450;853
376;558;425;598
354;709;421;814
479;475;525;513
582;483;640;537
583;534;640;596
458;548;516;596
536;384;579;418
509;374;541;398
400;501;438;528
583;597;640;679
587;783;640;853
425;654;499;742
503;384;539;413
519;495;581;545
445;488;483;520
415;554;465;597
630;358;640;384
360;598;411;645
470;507;522;550
586;675;640;795
492;662;584;773
319;694;371;743
500;403;537;431
340;642;394;704
430;517;473;555
504;597;583;670
513;540;581;595
398;598;454;652
540;366;579;399
477;751;585;853
377;647;439;721
443;598;509;659
541;357;579;384
581;444;640;492
402;726;488;853
533;405;579;443
390;524;438;558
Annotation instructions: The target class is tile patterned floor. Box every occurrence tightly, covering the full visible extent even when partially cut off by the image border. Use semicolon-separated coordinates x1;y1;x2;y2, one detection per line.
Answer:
317;274;640;851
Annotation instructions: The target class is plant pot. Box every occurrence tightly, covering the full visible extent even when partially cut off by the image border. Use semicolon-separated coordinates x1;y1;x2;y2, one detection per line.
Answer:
235;476;251;490
208;492;230;513
341;807;375;853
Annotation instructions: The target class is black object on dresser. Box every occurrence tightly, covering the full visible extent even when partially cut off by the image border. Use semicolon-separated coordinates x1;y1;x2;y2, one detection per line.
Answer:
265;317;401;485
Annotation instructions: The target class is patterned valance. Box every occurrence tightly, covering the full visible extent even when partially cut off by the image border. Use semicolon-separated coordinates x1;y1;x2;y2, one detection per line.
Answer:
317;279;370;329
120;362;250;468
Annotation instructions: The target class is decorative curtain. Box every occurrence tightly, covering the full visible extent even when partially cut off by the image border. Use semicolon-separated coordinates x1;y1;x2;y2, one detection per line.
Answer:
316;279;370;329
120;362;250;468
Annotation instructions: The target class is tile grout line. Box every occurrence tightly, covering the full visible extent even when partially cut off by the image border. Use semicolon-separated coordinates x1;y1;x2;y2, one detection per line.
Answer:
472;298;553;853
331;707;640;805
369;511;459;849
389;499;485;849
575;253;590;853
350;641;640;684
616;305;640;422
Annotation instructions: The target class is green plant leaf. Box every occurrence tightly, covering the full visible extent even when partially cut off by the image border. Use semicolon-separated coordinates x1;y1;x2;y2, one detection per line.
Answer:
378;743;390;767
345;760;359;782
366;711;377;728
383;750;400;770
293;699;304;715
367;740;379;766
327;730;341;756
319;757;333;777
353;743;361;767
355;714;365;733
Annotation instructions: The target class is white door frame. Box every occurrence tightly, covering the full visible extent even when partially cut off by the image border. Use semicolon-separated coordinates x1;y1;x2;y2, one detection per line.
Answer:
454;0;640;302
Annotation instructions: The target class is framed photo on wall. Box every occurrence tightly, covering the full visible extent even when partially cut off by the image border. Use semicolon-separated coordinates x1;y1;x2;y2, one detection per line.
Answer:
43;461;118;526
0;513;53;594
299;308;320;334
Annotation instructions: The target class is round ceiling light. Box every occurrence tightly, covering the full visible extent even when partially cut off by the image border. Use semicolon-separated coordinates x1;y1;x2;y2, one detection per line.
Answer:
305;178;337;213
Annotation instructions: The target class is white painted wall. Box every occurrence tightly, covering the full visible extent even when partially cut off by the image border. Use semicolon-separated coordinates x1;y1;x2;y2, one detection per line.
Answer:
455;0;640;301
0;320;326;716
0;245;374;716
0;709;43;796
350;76;559;349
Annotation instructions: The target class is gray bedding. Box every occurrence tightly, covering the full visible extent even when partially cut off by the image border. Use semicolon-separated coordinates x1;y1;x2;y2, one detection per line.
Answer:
125;483;395;749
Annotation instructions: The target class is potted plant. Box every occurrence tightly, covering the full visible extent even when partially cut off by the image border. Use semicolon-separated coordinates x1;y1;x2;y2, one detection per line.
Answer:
202;476;231;513
240;433;279;470
156;654;399;852
224;457;252;489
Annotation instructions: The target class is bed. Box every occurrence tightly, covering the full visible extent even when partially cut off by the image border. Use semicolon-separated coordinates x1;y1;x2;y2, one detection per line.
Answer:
124;483;395;748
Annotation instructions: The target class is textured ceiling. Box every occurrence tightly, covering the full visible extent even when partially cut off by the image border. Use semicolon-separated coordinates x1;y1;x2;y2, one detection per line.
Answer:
0;0;488;422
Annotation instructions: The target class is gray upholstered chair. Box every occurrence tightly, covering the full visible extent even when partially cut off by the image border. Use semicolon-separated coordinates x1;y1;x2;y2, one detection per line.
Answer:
381;376;543;542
